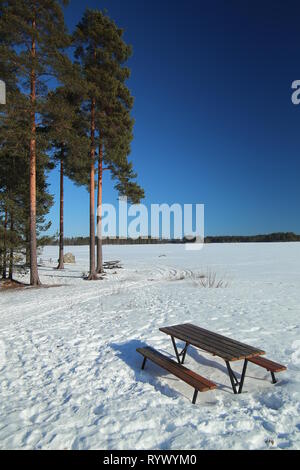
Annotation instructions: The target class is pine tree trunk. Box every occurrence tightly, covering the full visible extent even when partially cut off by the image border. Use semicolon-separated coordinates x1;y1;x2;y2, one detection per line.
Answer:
25;221;30;267
96;143;103;273
88;97;97;280
29;12;41;286
2;208;7;279
9;216;14;281
57;157;64;270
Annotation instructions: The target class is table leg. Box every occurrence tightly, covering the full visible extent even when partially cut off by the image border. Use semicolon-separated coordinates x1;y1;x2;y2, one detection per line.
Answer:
171;336;181;363
226;361;238;394
181;343;189;365
171;337;189;365
225;360;248;394
271;372;277;384
238;359;248;394
230;369;239;386
141;357;147;370
192;389;198;405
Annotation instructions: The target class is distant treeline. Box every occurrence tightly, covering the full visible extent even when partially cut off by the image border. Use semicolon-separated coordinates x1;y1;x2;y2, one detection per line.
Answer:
49;237;185;246
48;232;300;246
205;232;300;243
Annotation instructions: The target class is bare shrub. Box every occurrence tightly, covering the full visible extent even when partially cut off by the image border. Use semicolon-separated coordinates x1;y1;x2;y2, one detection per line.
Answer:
166;268;228;287
193;269;229;288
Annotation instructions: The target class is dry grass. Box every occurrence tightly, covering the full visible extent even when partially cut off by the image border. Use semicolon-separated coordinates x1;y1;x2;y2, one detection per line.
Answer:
192;270;229;288
167;268;229;287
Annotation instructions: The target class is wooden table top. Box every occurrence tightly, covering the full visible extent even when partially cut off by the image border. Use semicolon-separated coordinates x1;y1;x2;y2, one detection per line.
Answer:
159;323;265;362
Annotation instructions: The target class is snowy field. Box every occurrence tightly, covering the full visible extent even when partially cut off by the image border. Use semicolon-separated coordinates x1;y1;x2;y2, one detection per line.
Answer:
0;242;300;450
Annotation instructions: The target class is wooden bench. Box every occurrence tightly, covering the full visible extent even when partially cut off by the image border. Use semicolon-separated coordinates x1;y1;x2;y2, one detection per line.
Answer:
137;346;217;404
248;357;287;384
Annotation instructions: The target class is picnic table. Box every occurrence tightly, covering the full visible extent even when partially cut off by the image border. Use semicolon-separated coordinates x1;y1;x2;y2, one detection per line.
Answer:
137;323;286;403
159;323;265;394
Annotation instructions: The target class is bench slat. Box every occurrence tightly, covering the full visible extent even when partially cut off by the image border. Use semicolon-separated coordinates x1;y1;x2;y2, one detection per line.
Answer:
137;346;217;392
249;356;286;372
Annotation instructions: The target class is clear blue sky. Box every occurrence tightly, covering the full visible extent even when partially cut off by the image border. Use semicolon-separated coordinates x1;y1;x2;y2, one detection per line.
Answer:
46;0;300;237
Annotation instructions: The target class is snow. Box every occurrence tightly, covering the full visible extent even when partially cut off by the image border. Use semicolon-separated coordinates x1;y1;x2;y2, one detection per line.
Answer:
0;242;300;450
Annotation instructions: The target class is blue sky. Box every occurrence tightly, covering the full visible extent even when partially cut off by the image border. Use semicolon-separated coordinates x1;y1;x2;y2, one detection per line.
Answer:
46;0;300;237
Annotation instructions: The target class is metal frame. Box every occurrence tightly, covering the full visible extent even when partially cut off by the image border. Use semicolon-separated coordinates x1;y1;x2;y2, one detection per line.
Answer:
192;389;198;405
171;336;189;365
270;371;277;384
141;357;147;370
225;360;248;394
170;336;250;394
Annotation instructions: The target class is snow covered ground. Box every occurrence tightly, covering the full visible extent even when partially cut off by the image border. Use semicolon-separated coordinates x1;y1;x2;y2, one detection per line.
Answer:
0;242;299;450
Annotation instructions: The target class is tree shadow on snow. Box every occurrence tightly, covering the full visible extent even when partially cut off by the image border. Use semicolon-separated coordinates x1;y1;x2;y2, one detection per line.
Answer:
41;273;83;280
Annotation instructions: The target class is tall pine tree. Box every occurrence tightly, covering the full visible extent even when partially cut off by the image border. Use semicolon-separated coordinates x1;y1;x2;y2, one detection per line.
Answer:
0;87;53;280
96;98;144;272
0;0;70;285
44;86;89;269
74;9;144;278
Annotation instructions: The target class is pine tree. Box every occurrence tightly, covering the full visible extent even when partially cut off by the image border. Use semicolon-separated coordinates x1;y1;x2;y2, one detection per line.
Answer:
0;87;53;280
96;100;144;273
0;0;70;285
94;39;145;272
44;87;89;269
74;9;144;277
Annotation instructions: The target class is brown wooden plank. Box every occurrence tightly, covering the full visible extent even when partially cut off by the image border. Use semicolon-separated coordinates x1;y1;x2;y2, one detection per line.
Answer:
137;347;217;392
137;347;214;391
160;325;235;361
173;323;263;355
177;326;261;361
166;324;253;361
166;324;243;359
160;324;265;361
160;324;238;361
249;356;287;372
175;324;264;359
137;347;217;391
185;323;265;354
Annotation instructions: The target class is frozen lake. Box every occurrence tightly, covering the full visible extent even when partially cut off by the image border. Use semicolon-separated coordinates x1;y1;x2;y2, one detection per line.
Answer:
0;242;299;449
